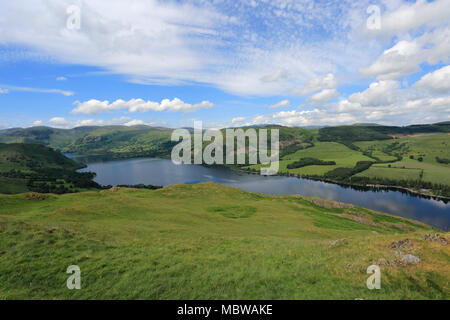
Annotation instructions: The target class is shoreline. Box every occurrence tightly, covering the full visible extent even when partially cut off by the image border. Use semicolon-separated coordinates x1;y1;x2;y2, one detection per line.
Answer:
73;153;450;202
232;167;450;202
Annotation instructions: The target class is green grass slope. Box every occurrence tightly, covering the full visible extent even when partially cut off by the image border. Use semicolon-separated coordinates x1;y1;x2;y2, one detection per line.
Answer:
0;143;99;194
355;134;450;187
0;183;448;299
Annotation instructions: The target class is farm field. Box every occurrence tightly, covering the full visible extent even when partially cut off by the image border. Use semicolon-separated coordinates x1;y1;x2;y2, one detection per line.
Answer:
354;134;450;186
245;142;374;176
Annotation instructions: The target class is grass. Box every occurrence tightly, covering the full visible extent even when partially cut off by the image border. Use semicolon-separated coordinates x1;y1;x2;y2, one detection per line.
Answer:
0;182;448;299
0;143;99;194
355;165;423;181
245;142;373;176
355;134;450;166
358;142;450;185
0;177;28;194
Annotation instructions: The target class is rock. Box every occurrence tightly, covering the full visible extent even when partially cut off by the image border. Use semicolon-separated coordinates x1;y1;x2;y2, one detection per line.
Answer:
401;254;420;264
390;239;411;250
394;250;403;257
423;233;448;245
375;258;390;266
328;238;346;248
25;192;50;200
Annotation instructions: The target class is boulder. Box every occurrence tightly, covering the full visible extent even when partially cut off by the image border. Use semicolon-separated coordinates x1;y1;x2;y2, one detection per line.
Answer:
401;254;420;264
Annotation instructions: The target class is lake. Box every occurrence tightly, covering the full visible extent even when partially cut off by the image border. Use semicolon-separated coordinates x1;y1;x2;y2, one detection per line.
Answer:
78;157;450;231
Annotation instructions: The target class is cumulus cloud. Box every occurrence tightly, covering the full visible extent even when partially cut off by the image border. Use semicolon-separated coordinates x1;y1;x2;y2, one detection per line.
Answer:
348;80;400;107
44;116;156;128
49;117;70;127
413;65;450;95
307;89;339;104
32;120;43;126
359;40;422;80
71;98;214;115
360;26;450;80
268;100;290;109
123;119;144;126
231;117;246;124
299;73;338;96
366;0;450;37
271;109;356;127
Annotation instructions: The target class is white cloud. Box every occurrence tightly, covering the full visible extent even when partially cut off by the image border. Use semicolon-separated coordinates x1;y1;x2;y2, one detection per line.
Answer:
231;117;246;124
268;99;290;109
260;70;289;83
49;117;70;127
0;1;384;96
299;73;338;96
360;27;450;80
0;85;74;96
0;0;449;127
71;98;214;115
413;65;450;95
56;76;67;81
271;109;356;127
307;89;339;104
124;119;144;126
366;0;450;37
348;80;400;107
359;40;422;80
0;88;9;94
45;116;156;128
32;120;43;126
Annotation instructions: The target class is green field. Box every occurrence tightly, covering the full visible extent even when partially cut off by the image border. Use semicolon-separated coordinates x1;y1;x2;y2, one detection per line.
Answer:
355;134;450;185
244;142;373;176
0;183;448;299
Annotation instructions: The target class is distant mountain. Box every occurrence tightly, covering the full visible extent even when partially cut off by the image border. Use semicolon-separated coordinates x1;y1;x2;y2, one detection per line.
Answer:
295;125;326;129
351;123;383;127
0;122;448;161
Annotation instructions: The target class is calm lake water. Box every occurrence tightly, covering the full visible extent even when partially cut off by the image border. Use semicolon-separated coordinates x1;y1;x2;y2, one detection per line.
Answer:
78;157;450;231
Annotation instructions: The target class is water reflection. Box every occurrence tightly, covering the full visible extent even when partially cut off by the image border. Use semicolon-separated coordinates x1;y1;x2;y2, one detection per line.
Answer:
78;157;450;231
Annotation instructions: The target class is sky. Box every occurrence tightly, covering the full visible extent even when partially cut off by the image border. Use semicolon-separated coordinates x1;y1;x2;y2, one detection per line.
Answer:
0;0;449;129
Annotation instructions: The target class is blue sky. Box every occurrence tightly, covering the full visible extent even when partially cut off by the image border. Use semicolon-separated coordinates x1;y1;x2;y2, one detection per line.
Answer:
0;0;449;129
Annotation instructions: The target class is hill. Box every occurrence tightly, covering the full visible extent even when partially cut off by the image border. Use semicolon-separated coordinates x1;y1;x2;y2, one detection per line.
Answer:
0;183;447;299
0;143;100;194
1;122;448;159
1;122;449;196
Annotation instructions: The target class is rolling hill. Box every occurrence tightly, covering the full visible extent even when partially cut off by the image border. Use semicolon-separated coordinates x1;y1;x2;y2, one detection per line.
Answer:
0;183;448;299
0;143;100;194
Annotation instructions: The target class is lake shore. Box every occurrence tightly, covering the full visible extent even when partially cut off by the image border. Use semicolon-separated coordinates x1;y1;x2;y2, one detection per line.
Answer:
230;166;450;202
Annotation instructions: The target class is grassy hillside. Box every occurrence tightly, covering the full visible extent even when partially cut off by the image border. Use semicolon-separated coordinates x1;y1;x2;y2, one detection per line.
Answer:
0;183;447;299
354;134;450;188
63;125;174;159
0;143;100;194
0;125;175;158
244;132;450;196
0;126;99;150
